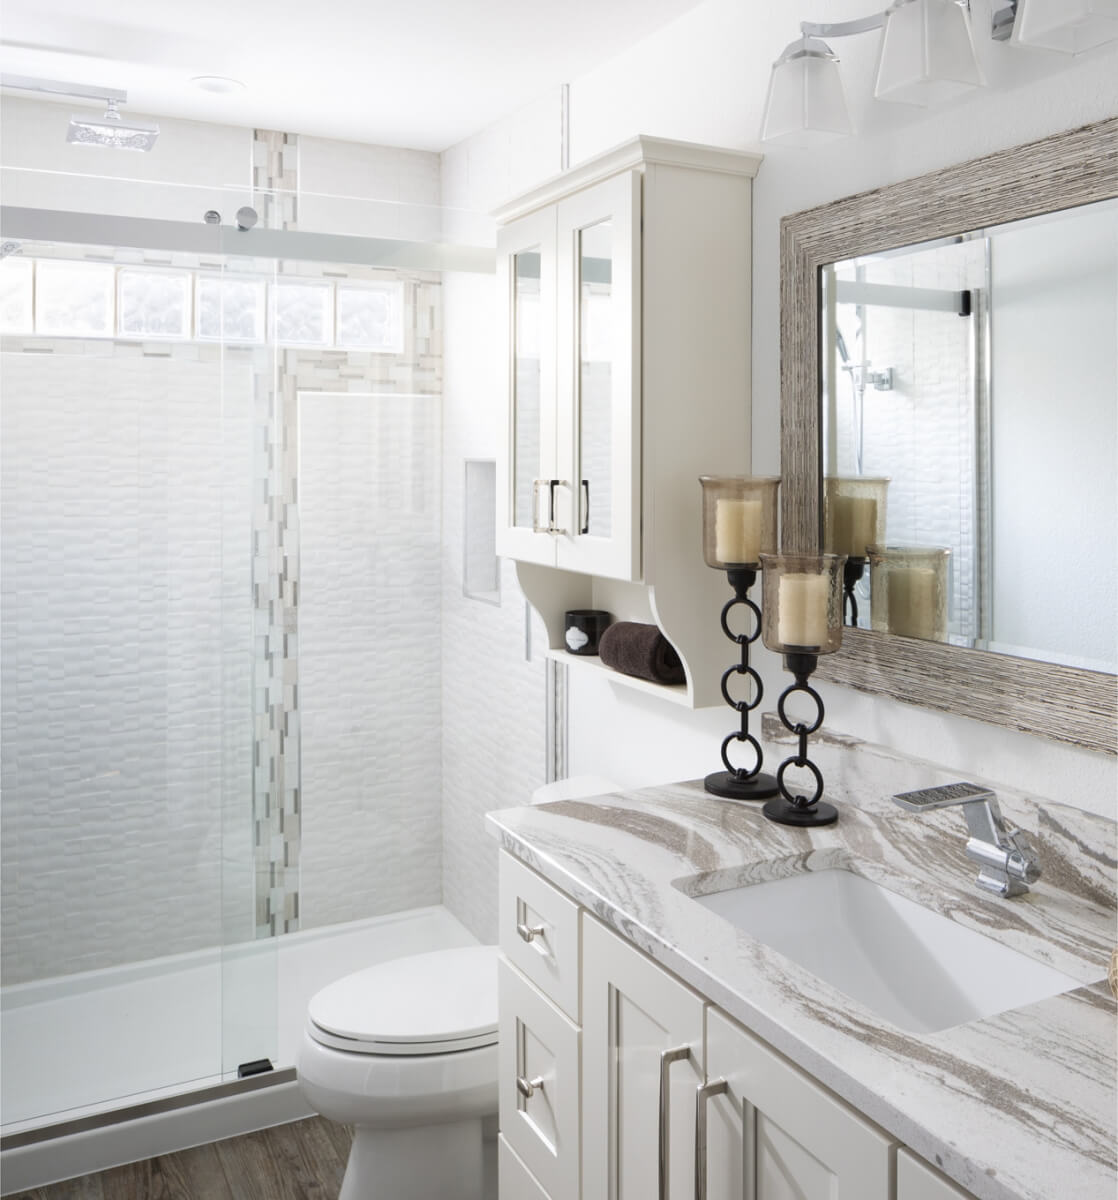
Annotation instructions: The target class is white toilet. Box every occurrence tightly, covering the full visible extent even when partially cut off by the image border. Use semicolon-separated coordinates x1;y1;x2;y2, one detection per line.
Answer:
298;944;499;1200
296;776;618;1200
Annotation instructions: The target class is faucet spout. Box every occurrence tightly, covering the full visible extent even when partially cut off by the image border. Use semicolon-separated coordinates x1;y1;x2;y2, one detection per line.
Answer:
892;782;1041;898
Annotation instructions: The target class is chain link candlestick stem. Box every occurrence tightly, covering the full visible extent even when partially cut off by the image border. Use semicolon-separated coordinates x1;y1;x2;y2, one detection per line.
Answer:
759;552;847;828
704;568;779;800
764;652;837;826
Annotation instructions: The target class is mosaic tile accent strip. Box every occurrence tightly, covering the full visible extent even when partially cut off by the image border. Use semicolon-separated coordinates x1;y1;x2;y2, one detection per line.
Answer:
253;129;299;231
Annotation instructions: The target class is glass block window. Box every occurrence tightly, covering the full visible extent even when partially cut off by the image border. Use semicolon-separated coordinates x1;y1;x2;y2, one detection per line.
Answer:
195;274;267;343
117;269;191;339
35;260;115;337
336;281;404;352
273;281;333;346
0;257;34;334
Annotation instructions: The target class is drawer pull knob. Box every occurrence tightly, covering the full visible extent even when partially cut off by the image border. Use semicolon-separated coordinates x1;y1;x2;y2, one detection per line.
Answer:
516;921;546;943
516;1074;544;1099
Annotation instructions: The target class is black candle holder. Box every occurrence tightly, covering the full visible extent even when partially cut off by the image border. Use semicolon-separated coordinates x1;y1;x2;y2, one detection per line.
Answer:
842;557;866;626
763;651;838;827
759;552;846;828
704;567;779;801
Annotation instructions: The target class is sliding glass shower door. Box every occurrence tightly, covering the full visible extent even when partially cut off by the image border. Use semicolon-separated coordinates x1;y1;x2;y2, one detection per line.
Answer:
0;229;277;1129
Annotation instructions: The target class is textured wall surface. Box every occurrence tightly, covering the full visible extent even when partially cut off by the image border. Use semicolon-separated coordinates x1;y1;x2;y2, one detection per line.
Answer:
0;351;254;983
439;269;548;945
299;392;443;929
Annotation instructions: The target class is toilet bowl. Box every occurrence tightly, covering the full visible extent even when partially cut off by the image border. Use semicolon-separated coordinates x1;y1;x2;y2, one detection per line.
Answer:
297;945;499;1200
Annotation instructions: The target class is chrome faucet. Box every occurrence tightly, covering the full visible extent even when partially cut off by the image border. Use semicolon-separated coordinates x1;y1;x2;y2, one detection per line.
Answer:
892;782;1041;898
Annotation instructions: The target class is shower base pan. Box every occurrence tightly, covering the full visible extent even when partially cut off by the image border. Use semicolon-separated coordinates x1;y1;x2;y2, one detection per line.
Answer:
0;905;478;1193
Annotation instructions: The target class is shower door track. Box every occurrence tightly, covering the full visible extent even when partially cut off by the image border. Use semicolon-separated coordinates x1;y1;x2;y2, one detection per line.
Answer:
0;1068;298;1152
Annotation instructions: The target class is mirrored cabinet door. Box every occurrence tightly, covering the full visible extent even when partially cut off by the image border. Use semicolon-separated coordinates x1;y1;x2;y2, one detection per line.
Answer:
496;208;557;566
556;171;640;580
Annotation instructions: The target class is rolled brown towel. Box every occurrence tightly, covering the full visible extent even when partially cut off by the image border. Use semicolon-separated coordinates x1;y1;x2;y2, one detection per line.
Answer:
598;622;685;685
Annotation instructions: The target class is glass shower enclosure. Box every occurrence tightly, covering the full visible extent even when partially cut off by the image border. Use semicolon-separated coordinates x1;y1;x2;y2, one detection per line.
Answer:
0;199;472;1134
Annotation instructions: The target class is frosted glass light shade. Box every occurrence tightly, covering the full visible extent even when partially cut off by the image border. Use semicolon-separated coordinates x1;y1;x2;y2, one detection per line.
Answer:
1013;0;1118;53
761;38;853;147
874;0;985;106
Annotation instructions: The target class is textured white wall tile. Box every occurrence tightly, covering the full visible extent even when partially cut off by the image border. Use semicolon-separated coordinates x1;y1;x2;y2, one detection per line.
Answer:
0;352;254;983
438;271;547;944
298;392;444;929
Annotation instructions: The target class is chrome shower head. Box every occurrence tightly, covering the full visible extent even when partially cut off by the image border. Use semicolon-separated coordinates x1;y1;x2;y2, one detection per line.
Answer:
67;99;159;151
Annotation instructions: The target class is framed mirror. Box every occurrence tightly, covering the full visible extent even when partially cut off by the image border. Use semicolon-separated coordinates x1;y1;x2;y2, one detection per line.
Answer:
780;118;1116;755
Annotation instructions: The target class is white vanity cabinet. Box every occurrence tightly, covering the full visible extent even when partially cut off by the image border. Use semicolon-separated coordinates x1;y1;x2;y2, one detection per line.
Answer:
497;852;985;1200
582;913;706;1200
701;1007;893;1200
494;137;763;708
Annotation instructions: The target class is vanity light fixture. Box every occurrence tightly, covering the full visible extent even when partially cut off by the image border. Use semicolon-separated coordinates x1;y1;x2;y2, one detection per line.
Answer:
761;0;985;145
997;0;1118;54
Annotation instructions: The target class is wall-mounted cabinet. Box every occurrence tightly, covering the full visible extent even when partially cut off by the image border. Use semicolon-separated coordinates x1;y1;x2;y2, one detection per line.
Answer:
495;137;763;708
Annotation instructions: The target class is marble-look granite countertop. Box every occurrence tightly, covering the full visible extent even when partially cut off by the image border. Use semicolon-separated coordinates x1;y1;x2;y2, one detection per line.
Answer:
486;728;1117;1200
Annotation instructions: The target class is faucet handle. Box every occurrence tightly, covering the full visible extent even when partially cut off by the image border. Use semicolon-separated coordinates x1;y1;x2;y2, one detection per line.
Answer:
1005;829;1042;884
892;781;994;811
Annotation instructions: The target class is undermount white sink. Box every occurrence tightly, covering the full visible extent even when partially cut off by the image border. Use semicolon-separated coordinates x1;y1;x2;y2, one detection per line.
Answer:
690;869;1084;1034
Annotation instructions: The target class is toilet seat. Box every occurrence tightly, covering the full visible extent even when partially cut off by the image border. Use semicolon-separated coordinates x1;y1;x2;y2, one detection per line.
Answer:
307;945;498;1056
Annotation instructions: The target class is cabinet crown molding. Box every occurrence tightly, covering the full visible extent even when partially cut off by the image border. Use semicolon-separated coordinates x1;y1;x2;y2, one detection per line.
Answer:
493;134;763;224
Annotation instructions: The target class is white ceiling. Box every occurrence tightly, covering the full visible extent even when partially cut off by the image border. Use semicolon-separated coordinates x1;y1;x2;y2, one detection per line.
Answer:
0;0;712;151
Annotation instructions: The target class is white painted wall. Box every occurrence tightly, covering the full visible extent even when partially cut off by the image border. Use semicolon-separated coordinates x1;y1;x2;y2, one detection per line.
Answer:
441;0;1117;829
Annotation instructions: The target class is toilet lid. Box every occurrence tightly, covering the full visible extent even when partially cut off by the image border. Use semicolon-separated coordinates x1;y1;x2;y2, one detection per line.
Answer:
307;945;499;1056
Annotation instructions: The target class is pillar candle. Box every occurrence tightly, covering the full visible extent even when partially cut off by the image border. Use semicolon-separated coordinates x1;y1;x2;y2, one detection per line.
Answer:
715;498;762;564
777;573;829;647
830;496;877;558
888;567;939;640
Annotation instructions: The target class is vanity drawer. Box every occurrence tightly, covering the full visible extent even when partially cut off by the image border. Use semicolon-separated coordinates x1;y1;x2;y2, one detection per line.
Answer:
499;851;581;1020
498;958;580;1200
897;1149;974;1200
499;1134;552;1200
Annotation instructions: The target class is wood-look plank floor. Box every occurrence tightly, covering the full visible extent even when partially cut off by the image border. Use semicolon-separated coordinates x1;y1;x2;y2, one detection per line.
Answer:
7;1118;353;1200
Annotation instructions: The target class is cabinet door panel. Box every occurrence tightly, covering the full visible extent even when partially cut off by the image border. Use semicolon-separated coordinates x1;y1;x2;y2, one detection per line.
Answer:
497;208;558;566
582;915;705;1200
705;1008;893;1200
499;959;580;1200
499;1135;552;1200
897;1148;974;1200
555;171;641;581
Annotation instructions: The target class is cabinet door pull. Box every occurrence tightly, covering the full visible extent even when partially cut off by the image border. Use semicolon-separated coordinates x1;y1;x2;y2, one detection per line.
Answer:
658;1045;691;1200
580;478;590;535
695;1078;728;1200
516;921;546;943
516;1074;544;1100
